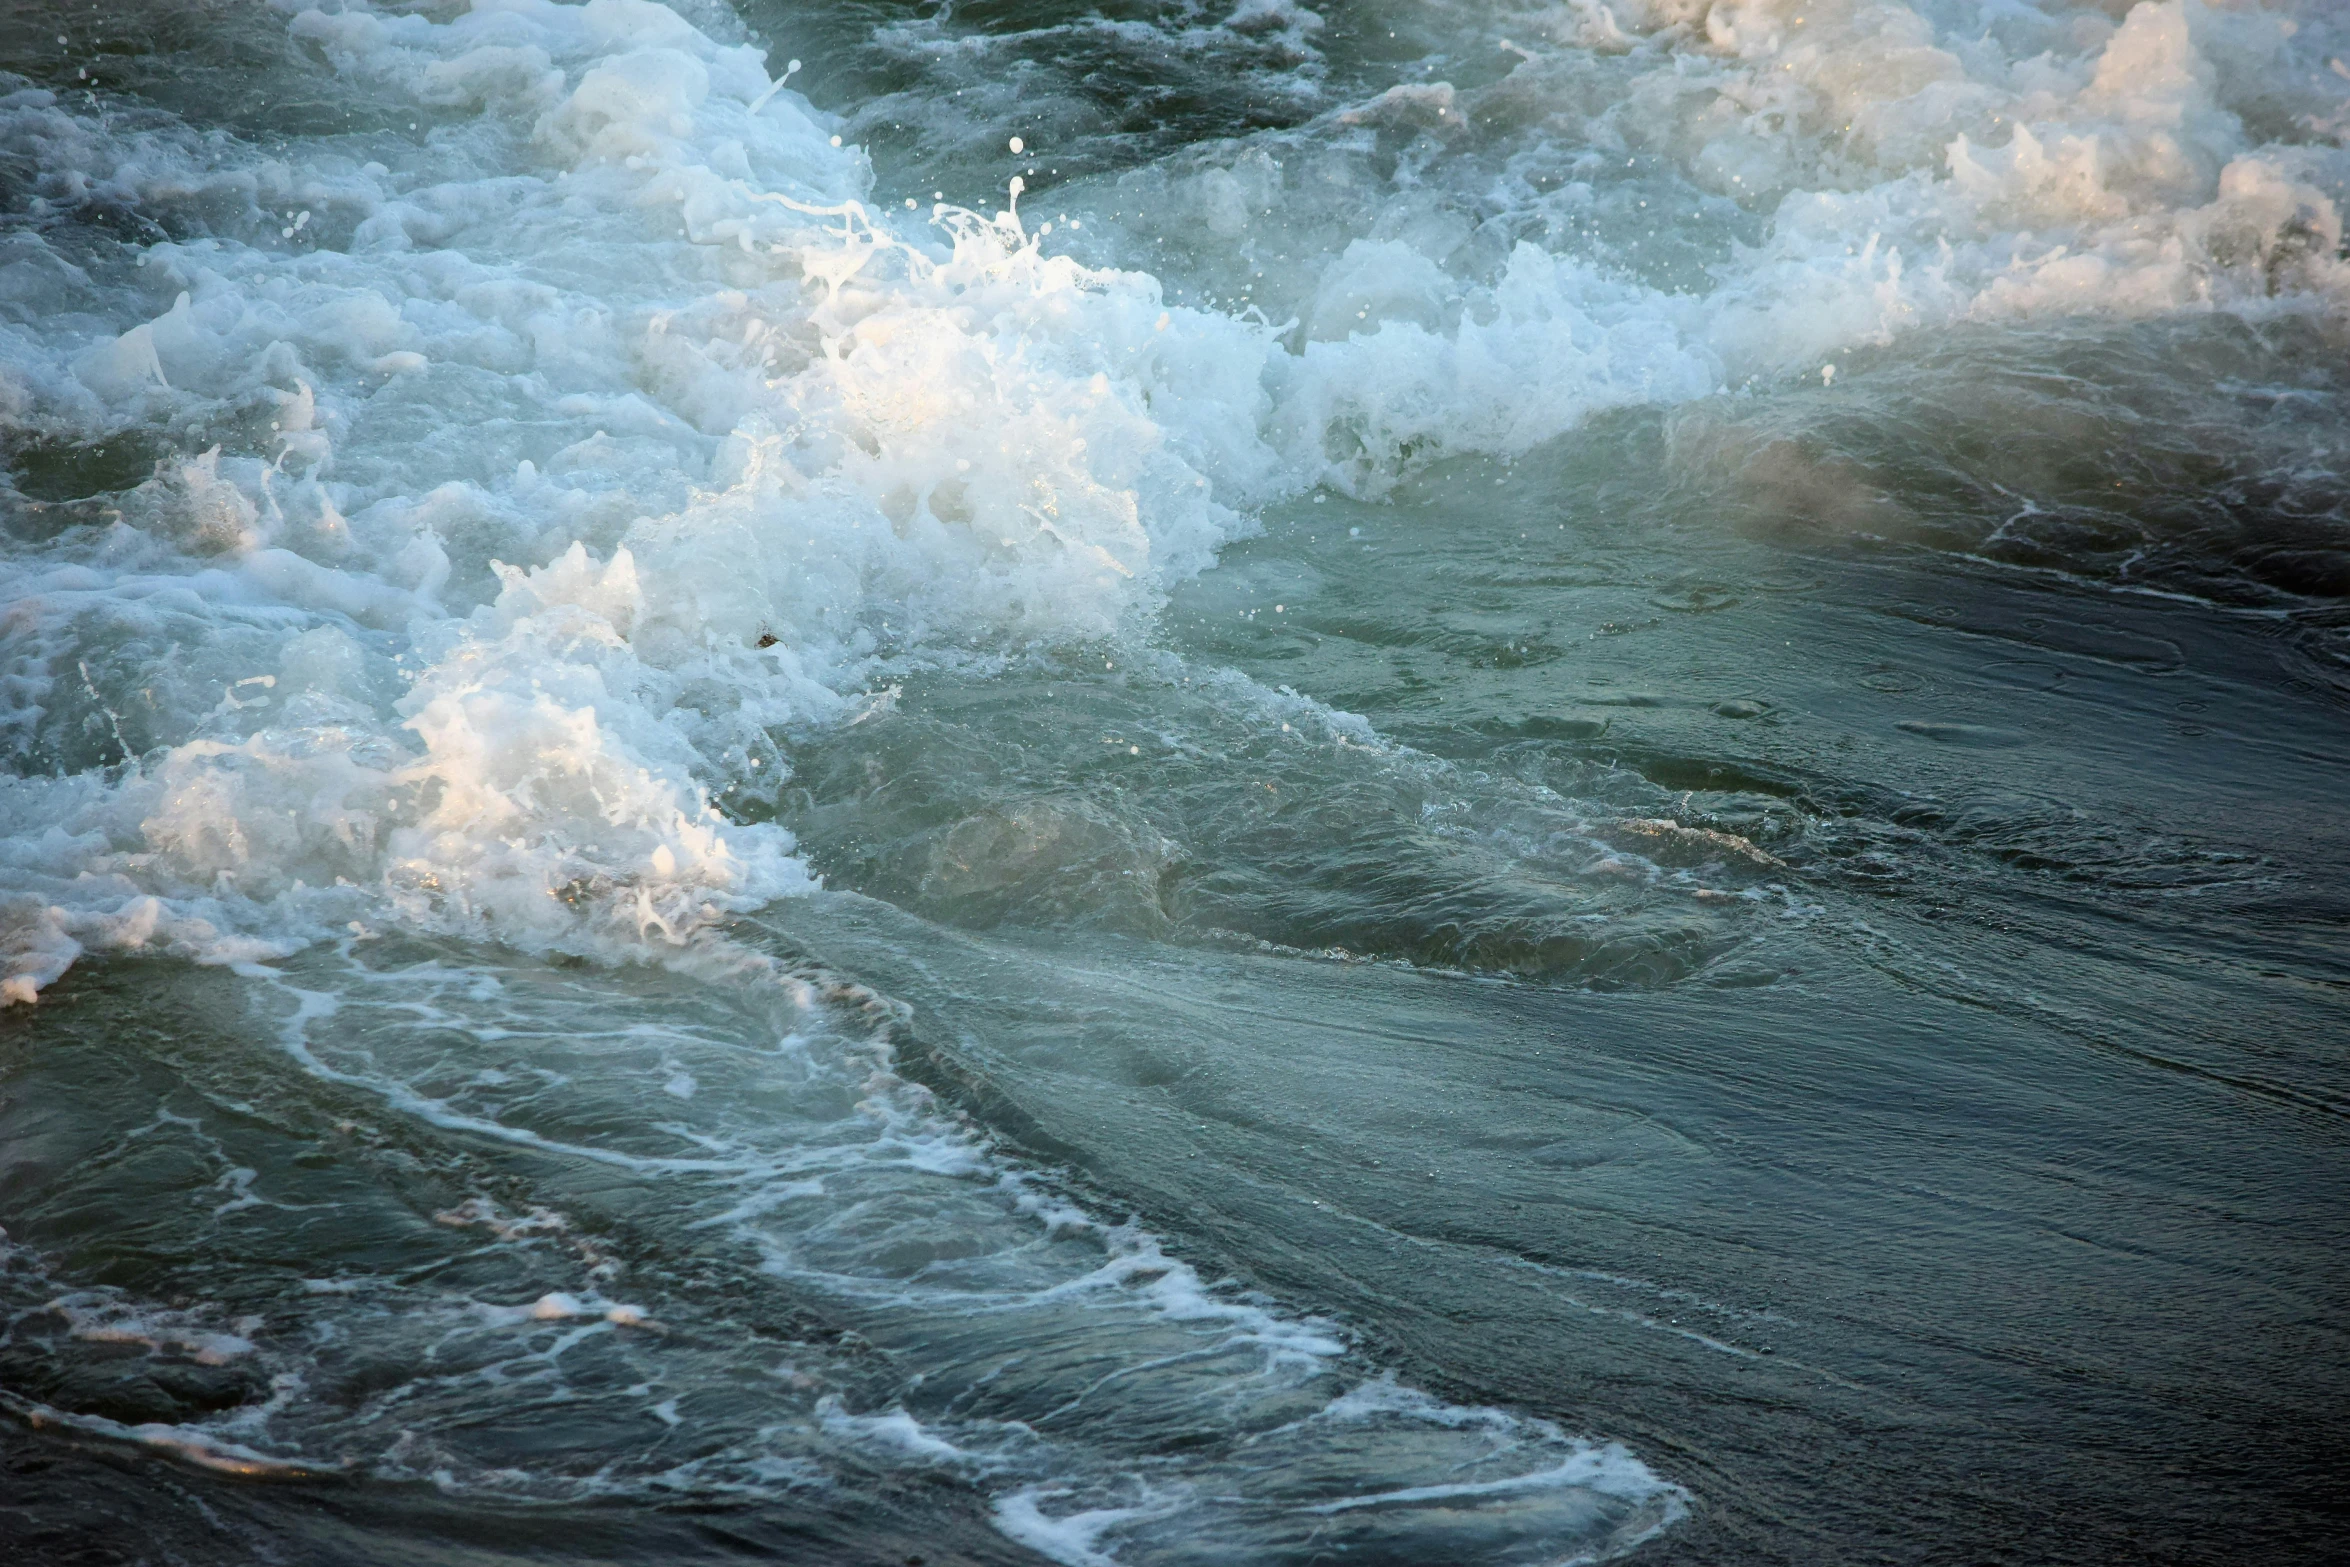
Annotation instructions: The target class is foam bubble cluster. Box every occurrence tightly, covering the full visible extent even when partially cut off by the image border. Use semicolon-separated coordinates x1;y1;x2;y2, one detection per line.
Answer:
1;0;1290;996
2;0;2344;1000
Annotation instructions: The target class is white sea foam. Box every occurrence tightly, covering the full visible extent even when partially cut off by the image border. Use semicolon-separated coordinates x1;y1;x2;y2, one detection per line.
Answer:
0;5;2336;1558
3;0;2343;999
0;933;1672;1558
994;1483;1194;1567
0;0;1290;998
1098;0;2348;490
0;6;2338;1527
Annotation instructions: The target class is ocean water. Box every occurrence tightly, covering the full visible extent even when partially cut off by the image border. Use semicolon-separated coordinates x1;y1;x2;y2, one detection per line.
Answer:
1;1;2346;1562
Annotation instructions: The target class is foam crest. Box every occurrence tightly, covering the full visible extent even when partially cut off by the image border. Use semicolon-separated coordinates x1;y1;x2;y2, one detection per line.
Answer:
9;0;2347;999
3;2;2344;997
0;0;1296;999
1273;239;1719;493
1579;0;2350;339
1082;0;2344;488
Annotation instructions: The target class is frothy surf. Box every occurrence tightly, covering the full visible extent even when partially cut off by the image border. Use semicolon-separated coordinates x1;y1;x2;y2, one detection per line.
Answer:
4;0;2342;1001
0;932;1689;1560
2;0;2346;1560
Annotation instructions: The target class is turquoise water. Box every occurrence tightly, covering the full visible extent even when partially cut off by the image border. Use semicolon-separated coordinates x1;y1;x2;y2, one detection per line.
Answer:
3;3;2347;1563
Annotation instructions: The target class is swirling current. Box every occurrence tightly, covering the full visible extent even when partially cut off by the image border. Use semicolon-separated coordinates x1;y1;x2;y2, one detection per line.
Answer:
2;3;2347;1564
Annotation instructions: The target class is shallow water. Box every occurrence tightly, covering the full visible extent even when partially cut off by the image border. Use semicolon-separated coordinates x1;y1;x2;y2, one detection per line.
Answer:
3;2;2347;1563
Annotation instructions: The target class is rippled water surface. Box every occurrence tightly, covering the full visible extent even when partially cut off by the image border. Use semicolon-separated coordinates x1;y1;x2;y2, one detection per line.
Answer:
3;2;2347;1563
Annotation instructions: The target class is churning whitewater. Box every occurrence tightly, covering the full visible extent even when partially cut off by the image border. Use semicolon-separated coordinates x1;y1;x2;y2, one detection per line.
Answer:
5;0;2343;1000
2;0;2347;1563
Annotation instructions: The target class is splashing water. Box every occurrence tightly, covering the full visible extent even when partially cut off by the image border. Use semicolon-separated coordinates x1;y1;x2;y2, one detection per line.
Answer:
4;1;2347;1563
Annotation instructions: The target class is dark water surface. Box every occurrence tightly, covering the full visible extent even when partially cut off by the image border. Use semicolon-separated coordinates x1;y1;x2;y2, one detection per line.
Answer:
4;1;2349;1563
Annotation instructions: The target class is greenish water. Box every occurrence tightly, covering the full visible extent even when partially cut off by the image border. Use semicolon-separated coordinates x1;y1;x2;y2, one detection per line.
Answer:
4;2;2348;1563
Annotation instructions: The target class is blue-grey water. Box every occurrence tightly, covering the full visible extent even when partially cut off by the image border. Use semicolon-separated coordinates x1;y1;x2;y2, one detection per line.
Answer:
2;3;2347;1564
